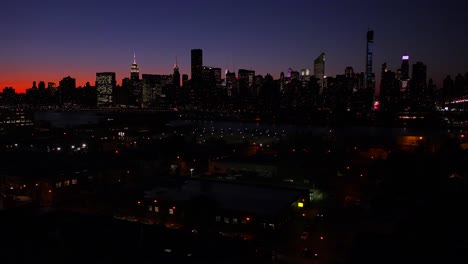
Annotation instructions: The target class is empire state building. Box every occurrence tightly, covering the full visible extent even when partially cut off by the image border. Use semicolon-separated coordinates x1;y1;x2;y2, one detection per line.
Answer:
131;53;139;81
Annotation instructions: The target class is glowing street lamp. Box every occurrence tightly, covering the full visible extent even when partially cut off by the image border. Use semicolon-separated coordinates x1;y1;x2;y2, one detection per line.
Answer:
190;168;194;177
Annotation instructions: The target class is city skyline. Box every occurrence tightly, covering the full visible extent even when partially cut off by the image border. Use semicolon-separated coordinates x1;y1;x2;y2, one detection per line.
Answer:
2;0;468;93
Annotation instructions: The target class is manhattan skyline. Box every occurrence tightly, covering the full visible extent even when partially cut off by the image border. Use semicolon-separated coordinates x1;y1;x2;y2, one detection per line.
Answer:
2;0;468;93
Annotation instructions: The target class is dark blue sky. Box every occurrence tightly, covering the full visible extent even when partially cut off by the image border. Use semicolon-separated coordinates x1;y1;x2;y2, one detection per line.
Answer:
1;0;468;93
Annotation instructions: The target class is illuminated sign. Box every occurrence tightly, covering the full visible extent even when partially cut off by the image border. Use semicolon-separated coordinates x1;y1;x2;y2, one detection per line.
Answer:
402;55;409;60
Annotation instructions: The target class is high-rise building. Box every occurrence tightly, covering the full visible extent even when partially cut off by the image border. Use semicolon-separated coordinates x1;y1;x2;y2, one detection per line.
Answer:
96;72;116;107
173;58;180;88
182;74;189;87
141;74;161;108
366;30;374;91
225;71;236;97
38;81;46;91
131;53;140;81
401;55;410;80
47;82;56;89
412;61;427;88
213;68;222;84
191;49;203;81
314;52;325;94
59;76;76;104
300;69;311;87
345;67;354;78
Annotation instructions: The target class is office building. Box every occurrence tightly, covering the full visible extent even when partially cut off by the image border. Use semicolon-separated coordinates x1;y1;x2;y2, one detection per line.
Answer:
314;52;325;94
191;49;203;81
366;30;374;91
96;72;116;107
412;61;427;88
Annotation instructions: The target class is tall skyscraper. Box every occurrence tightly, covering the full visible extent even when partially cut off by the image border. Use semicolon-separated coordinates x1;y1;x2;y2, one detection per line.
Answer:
191;49;203;81
131;53;139;81
401;55;410;80
412;61;427;88
314;52;325;94
173;58;180;88
96;72;116;107
365;30;374;91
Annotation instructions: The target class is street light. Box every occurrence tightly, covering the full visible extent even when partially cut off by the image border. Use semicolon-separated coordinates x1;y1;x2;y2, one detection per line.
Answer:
190;168;194;177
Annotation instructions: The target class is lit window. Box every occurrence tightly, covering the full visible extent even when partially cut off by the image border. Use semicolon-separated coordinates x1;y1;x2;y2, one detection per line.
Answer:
148;206;153;212
64;180;70;186
169;209;174;215
155;206;159;213
233;218;238;224
71;179;77;185
224;217;229;224
56;182;62;188
215;216;221;222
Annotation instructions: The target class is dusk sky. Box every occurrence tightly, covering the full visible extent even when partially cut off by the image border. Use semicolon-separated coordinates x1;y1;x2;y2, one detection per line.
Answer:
1;0;468;93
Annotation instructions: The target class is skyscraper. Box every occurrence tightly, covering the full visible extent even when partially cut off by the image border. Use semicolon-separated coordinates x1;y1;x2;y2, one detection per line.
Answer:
401;55;410;80
412;61;427;88
96;72;116;107
314;52;325;94
191;49;203;81
173;58;180;88
345;67;354;78
365;30;374;91
131;52;139;81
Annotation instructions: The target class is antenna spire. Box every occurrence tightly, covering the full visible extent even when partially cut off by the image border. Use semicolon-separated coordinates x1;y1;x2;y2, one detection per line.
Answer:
133;52;136;64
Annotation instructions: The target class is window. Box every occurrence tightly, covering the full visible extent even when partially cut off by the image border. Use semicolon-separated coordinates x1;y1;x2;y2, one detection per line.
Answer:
71;179;78;185
148;206;153;212
224;217;229;224
215;216;221;222
155;206;159;213
233;218;238;224
64;180;70;187
241;220;247;224
169;208;174;215
55;182;62;188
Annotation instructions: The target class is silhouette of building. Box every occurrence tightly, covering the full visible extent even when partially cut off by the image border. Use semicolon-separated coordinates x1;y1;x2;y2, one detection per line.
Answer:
182;74;189;87
96;72;116;107
401;55;410;80
412;61;427;88
365;30;375;92
314;52;325;94
173;58;180;88
191;49;203;81
59;76;76;105
345;67;354;78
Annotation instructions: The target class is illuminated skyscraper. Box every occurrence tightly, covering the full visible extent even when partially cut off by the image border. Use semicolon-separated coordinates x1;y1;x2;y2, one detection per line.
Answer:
191;49;203;81
96;72;116;107
366;30;374;92
314;52;325;94
401;55;410;80
131;52;139;81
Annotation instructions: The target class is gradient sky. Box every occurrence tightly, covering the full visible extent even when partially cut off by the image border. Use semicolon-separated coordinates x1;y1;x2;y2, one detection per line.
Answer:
1;0;468;94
